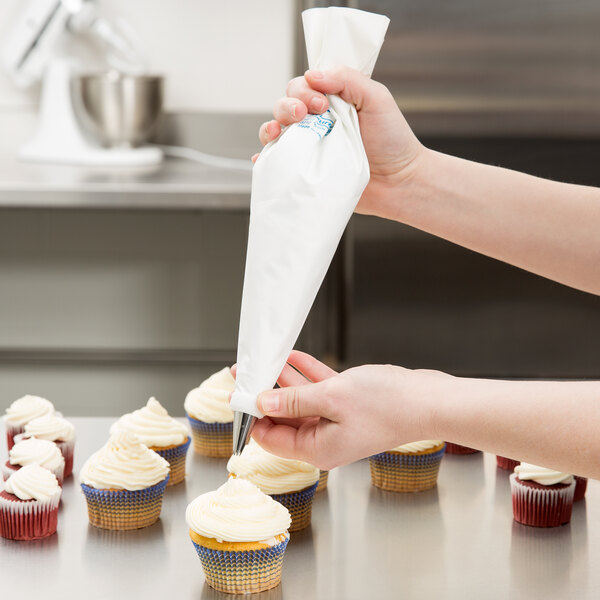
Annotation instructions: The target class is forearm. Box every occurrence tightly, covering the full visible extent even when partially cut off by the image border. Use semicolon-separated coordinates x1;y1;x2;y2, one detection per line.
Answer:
388;149;600;295
423;373;600;478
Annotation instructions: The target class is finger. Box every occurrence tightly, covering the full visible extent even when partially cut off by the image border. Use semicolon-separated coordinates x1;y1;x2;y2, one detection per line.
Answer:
251;416;318;464
287;350;337;382
286;76;329;114
277;362;311;388
258;120;282;145
230;364;237;378
257;380;338;420
273;97;308;126
251;153;259;163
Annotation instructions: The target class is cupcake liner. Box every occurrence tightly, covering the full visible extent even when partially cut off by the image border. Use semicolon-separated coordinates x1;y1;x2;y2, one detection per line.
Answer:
3;460;65;487
186;415;233;458
316;470;329;493
574;476;588;502
510;473;575;527
270;481;318;532
191;535;289;594
0;490;61;540
497;456;520;471
369;445;446;493
445;442;479;455
81;477;169;530
152;436;191;486
5;424;25;452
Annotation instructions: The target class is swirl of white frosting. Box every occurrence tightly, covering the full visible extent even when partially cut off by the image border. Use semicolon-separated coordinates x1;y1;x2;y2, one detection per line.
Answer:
184;367;235;423
514;462;574;486
110;397;189;447
391;440;444;453
79;431;169;491
4;464;61;502
185;477;291;543
227;440;319;494
24;415;75;442
9;437;65;471
3;395;55;426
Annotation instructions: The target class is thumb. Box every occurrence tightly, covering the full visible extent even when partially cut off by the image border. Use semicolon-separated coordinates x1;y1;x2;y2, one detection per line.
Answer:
257;381;337;420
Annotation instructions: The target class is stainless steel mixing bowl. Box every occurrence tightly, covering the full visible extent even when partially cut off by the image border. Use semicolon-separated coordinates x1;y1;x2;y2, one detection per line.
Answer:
71;71;164;148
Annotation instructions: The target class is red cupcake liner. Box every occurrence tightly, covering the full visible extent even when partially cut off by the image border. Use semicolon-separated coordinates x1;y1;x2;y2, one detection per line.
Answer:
574;476;588;502
3;459;64;487
0;490;61;540
444;442;479;455
496;456;520;471
5;425;25;452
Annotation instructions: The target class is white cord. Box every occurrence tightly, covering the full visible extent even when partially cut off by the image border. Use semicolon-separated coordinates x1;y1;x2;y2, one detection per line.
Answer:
158;145;253;171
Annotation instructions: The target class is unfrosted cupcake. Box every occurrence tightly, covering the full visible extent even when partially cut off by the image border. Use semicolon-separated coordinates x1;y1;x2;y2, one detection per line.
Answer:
510;463;575;527
227;439;319;532
3;395;55;450
0;464;62;540
20;415;76;478
186;477;291;594
496;455;520;471
80;431;169;530
445;442;479;455
3;437;65;486
110;397;190;486
369;440;446;492
184;367;235;457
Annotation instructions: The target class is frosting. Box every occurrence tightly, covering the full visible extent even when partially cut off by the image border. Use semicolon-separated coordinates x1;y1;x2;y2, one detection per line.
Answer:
4;464;61;502
391;440;444;453
24;415;75;442
3;395;54;426
9;437;65;471
79;431;169;491
184;367;235;423
110;397;189;447
514;463;574;486
227;439;319;494
185;477;291;543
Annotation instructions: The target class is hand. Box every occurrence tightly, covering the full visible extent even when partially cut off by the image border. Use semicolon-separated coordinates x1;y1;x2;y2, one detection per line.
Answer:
251;350;444;470
254;67;425;218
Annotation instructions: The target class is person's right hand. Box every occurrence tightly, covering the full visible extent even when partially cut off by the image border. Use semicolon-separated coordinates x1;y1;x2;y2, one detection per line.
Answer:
256;68;425;218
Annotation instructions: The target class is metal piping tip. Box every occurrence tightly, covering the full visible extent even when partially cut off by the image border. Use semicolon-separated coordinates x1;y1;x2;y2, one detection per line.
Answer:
233;411;256;455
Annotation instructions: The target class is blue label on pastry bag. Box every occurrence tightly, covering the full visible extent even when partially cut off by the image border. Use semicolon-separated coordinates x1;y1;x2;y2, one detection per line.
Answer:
297;110;334;138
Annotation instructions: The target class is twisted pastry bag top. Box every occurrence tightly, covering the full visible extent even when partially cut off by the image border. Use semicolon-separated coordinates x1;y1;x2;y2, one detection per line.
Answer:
186;477;291;543
391;440;444;453
110;397;188;447
9;437;65;471
4;463;61;502
3;395;54;426
24;414;75;442
227;439;319;494
79;431;169;491
184;367;235;423
514;462;574;486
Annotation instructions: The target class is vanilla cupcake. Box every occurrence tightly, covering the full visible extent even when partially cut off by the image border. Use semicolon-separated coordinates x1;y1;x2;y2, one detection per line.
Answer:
186;477;291;594
184;367;235;457
80;432;170;530
20;415;76;478
227;439;319;532
3;395;55;450
0;464;62;540
3;437;65;486
110;398;190;486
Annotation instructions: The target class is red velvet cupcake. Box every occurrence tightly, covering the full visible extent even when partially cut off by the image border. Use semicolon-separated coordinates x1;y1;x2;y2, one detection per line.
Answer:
574;476;588;502
3;395;55;451
2;437;65;486
0;464;62;540
496;456;520;471
445;442;480;455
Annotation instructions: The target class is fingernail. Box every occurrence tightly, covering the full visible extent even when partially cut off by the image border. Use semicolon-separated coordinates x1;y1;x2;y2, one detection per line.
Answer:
307;69;324;79
290;103;298;119
260;392;280;414
263;123;270;136
310;97;325;113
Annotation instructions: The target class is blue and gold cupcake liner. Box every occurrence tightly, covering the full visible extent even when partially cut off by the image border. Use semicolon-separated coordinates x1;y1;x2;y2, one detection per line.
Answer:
153;437;191;486
192;535;289;594
369;444;446;492
271;481;318;532
81;477;169;530
316;469;329;493
186;415;233;457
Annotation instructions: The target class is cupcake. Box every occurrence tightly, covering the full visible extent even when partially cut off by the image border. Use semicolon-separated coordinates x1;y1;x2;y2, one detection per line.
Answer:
20;415;76;478
574;476;588;502
2;437;65;486
510;463;575;527
3;395;55;450
369;440;446;493
186;477;291;594
110;397;190;486
0;464;62;540
445;442;479;455
80;432;169;530
316;470;329;493
497;456;520;471
227;439;319;532
184;367;235;457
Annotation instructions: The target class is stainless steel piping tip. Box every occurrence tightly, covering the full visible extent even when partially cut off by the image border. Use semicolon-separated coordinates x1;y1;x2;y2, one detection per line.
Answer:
233;411;256;455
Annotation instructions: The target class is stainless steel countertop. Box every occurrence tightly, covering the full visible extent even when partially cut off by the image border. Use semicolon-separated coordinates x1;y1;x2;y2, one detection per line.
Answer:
2;418;599;599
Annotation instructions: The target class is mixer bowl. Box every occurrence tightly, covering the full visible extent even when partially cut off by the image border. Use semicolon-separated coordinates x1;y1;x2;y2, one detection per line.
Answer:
72;71;164;148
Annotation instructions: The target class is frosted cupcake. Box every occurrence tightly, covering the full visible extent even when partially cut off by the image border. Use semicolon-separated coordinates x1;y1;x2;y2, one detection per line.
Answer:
20;415;76;478
510;463;575;527
2;437;65;486
445;442;479;455
0;464;62;540
3;395;55;450
369;440;446;492
80;432;170;530
184;367;235;457
227;439;319;532
186;477;291;594
496;455;520;471
110;397;190;486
